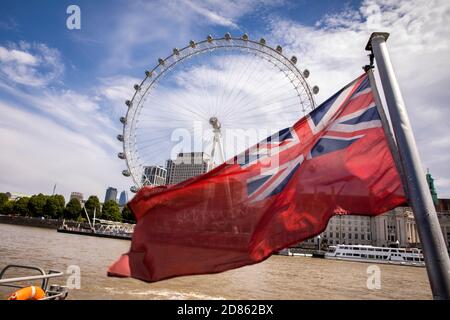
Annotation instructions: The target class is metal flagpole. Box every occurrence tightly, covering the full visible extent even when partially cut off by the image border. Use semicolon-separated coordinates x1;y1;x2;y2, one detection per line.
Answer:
365;68;409;197
366;32;450;299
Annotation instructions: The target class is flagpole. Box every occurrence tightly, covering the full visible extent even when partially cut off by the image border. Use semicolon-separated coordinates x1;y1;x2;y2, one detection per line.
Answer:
366;32;450;299
365;68;408;196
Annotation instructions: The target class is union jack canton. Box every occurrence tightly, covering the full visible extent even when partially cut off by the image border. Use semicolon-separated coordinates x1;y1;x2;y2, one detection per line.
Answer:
239;74;381;203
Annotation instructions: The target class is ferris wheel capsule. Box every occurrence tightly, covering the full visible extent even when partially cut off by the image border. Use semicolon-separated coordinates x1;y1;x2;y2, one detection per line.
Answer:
207;35;213;43
122;170;131;177
125;100;132;107
116;134;124;142
224;32;231;40
276;45;282;53
145;70;152;77
312;85;320;94
134;84;140;91
118;152;125;159
189;40;196;48
130;186;138;193
158;58;165;66
120;116;126;124
303;69;310;78
173;48;180;55
259;38;266;45
242;33;248;41
290;56;297;64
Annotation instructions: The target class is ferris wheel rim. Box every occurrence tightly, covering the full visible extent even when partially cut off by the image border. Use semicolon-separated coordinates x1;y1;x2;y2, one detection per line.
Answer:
118;34;319;191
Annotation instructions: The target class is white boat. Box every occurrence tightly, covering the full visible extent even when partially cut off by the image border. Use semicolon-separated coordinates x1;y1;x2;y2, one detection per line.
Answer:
325;244;425;267
276;248;294;256
276;248;312;257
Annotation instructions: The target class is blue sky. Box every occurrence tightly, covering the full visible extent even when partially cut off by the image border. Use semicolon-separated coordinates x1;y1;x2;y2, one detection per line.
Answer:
1;0;449;201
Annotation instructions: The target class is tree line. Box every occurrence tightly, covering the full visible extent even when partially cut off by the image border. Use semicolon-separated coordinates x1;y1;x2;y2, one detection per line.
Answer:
0;193;135;223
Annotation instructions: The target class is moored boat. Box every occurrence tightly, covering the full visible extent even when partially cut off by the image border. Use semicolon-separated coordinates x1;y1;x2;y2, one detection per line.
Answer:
325;244;425;267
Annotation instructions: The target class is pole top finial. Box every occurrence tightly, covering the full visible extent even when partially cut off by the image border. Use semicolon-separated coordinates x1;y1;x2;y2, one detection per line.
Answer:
365;32;390;51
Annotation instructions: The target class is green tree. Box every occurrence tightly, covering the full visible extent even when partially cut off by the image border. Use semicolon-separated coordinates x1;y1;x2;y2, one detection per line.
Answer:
45;195;65;219
28;193;48;217
44;197;59;219
121;205;135;223
102;200;122;221
64;198;82;221
0;193;10;215
0;200;13;215
13;197;30;216
0;193;8;207
84;195;101;219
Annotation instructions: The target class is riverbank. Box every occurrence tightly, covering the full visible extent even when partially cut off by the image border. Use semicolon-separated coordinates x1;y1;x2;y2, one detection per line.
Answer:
0;214;61;229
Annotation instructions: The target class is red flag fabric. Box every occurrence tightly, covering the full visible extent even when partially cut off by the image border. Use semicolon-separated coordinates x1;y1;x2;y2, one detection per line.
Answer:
108;73;406;282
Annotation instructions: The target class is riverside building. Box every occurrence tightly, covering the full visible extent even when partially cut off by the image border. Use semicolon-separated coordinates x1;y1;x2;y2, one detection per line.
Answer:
165;152;210;185
142;165;167;186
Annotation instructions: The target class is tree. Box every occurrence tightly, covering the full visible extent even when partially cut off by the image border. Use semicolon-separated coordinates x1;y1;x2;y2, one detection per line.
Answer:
121;205;135;223
45;195;65;219
64;198;82;221
0;193;8;207
0;200;13;215
101;200;122;222
13;197;30;216
44;197;59;219
53;195;66;218
0;193;10;215
28;193;48;217
84;195;101;219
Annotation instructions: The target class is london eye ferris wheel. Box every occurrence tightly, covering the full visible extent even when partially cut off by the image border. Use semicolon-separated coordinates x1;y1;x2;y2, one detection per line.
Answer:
116;33;319;193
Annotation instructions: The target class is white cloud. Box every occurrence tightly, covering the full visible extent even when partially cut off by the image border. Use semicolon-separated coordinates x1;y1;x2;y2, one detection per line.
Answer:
0;100;129;201
183;0;239;29
269;0;450;196
0;42;64;87
100;0;285;70
95;75;142;119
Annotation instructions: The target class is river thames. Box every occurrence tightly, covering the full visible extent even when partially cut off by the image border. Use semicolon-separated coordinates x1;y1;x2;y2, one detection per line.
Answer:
0;223;432;300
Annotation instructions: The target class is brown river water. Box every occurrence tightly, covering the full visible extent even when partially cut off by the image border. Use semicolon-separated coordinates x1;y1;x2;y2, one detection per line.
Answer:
0;223;432;300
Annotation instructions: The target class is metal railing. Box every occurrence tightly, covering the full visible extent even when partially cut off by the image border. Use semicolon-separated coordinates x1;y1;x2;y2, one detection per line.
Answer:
0;264;68;300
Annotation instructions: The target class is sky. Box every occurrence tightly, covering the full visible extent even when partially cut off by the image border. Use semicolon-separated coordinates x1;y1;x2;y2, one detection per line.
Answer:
0;0;449;202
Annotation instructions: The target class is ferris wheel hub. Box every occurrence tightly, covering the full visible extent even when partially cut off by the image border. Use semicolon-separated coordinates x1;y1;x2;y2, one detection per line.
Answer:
209;117;221;131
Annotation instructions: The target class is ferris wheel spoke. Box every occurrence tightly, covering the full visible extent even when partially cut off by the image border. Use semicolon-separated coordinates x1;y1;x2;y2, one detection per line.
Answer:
223;84;297;122
221;72;288;119
220;52;262;120
219;52;254;119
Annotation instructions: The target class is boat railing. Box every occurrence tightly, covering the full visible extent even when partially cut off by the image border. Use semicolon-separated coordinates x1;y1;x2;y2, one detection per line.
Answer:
0;264;68;300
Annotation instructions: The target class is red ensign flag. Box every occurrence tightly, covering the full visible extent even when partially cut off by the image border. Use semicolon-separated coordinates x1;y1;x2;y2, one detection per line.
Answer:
108;73;406;282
